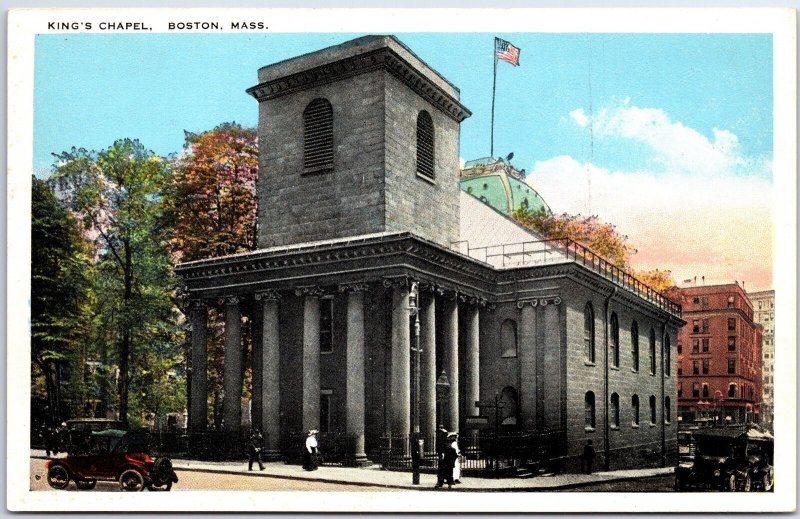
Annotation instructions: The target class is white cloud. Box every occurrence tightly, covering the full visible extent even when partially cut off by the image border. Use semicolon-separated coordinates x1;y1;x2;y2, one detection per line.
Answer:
529;101;774;290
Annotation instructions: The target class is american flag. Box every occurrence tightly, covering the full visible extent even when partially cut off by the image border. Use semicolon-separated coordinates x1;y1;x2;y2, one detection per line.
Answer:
495;38;520;67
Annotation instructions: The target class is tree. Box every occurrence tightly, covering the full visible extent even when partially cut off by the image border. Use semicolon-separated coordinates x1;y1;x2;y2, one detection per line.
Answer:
52;139;179;426
512;206;675;292
513;206;635;269
31;177;93;425
165;122;258;262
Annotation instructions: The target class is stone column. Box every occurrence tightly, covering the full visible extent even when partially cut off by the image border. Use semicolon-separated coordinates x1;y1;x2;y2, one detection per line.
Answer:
255;290;281;459
188;300;208;432
443;296;459;432
390;284;411;436
518;301;537;430
420;291;437;440
222;296;243;432
464;304;480;425
300;288;321;432
342;284;368;464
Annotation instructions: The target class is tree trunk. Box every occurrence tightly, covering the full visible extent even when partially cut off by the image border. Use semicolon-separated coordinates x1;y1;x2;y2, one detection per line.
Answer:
118;239;133;427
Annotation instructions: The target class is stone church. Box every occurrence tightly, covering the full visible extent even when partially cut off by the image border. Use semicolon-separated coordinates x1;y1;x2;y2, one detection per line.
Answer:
176;35;683;471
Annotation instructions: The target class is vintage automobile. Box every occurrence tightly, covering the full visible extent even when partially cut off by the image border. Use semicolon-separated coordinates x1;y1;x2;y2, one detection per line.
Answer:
46;429;178;491
675;426;773;492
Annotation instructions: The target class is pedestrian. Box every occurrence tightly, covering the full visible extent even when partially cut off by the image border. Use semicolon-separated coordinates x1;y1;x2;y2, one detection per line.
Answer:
303;429;319;471
441;432;458;489
247;430;265;471
434;425;448;488
450;432;462;484
582;439;596;474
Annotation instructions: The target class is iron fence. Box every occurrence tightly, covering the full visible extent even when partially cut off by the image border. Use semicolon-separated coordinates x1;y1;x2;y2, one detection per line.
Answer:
379;430;566;477
281;431;360;466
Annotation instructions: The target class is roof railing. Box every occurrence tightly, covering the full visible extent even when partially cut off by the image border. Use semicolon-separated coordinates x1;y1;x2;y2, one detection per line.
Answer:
460;238;681;316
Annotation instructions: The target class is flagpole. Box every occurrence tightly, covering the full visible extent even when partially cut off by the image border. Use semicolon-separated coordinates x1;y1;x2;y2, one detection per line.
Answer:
490;37;498;158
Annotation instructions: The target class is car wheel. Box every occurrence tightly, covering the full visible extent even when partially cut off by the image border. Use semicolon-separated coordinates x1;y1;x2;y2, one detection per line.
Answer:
47;465;70;490
119;469;145;492
742;473;752;492
76;479;97;490
726;474;737;492
148;481;172;491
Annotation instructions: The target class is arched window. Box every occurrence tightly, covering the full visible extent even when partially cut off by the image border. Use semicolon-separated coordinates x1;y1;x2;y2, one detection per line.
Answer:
500;319;518;358
649;328;657;375
610;393;620;428
728;383;737;398
585;391;596;429
649;395;657;424
584;303;595;363
631;394;640;426
499;386;519;425
303;98;334;173
664;396;671;424
631;321;639;372
664;334;671;376
610;313;619;368
702;383;709;398
416;110;435;179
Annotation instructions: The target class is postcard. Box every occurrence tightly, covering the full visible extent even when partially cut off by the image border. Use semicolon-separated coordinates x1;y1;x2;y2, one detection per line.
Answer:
7;7;796;513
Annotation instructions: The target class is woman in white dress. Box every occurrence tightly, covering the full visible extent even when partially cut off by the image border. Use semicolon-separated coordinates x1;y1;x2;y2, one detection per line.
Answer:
450;432;462;484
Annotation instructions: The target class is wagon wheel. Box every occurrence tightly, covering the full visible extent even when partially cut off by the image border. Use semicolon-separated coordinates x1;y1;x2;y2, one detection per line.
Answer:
119;469;145;492
46;465;70;490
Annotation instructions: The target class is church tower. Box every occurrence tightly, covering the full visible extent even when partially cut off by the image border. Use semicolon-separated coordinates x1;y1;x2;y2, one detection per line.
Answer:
247;35;471;249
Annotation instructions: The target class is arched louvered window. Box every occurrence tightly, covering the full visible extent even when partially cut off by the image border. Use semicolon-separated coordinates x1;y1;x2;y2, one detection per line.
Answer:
649;395;657;424
631;394;640;426
631;321;639;372
610;393;620;428
664;334;671;376
610;313;620;368
585;391;596;429
649;328;657;375
303;98;333;173
416;110;435;179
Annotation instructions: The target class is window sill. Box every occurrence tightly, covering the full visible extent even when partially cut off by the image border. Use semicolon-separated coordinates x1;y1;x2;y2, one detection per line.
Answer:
584;361;596;367
610;425;619;431
584;427;596;433
320;350;333;355
631;424;639;429
631;368;639;373
610;366;620;371
664;421;671;426
303;165;334;175
649;423;657;428
416;172;436;185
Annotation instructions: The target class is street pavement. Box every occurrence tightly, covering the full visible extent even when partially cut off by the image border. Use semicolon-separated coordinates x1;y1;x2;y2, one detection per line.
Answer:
31;450;674;492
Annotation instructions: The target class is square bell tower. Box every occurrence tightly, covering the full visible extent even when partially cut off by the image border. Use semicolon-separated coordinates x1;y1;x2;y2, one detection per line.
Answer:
247;35;471;249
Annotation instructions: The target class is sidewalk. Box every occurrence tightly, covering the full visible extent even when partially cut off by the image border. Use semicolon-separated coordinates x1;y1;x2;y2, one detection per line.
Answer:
31;450;674;491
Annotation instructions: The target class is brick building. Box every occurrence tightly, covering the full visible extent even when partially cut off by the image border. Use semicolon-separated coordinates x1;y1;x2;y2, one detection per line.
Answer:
748;289;774;430
176;35;682;472
669;284;763;425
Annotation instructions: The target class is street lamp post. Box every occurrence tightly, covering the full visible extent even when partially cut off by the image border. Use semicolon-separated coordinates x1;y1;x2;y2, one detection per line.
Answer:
435;369;450;459
408;282;422;485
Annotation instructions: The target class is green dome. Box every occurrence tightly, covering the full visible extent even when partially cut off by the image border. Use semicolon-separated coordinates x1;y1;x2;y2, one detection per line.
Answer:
460;157;550;216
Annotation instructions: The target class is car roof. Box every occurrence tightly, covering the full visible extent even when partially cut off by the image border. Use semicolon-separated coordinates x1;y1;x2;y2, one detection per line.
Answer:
693;427;773;441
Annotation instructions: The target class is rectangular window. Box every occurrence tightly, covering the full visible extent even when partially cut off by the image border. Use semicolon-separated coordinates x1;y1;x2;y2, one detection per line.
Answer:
678;384;683;398
693;361;699;375
319;297;333;354
692;339;699;354
702;338;709;353
702;358;709;374
702;384;709;398
320;390;332;433
728;336;736;351
701;319;709;333
677;363;682;376
692;319;700;333
692;383;700;398
727;296;735;308
677;342;682;354
728;358;736;374
728;317;736;332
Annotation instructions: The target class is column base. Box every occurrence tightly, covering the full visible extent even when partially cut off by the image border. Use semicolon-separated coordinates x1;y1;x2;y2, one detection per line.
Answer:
344;454;371;467
261;449;283;462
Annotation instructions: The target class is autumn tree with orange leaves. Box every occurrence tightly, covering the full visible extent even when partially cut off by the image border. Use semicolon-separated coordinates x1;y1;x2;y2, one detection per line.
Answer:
165;122;259;262
512;206;675;292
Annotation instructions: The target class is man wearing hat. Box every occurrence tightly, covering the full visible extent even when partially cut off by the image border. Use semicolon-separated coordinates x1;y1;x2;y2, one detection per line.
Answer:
247;429;265;471
303;430;319;471
441;432;459;489
450;432;462;484
434;425;448;488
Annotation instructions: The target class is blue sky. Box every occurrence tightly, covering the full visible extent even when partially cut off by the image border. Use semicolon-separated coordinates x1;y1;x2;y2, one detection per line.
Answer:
33;32;774;289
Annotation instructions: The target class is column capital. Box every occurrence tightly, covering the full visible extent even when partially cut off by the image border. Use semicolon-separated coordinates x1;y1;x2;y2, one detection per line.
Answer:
517;296;562;309
222;295;241;306
459;294;489;307
295;285;324;297
382;275;411;289
338;282;369;293
255;289;282;302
